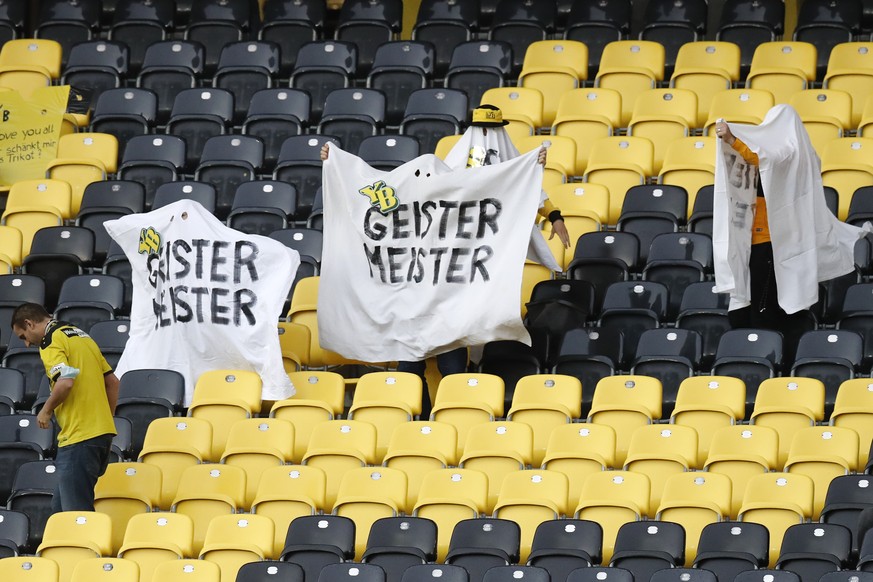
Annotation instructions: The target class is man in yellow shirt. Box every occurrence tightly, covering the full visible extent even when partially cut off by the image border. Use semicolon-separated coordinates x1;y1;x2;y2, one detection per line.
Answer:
11;303;118;512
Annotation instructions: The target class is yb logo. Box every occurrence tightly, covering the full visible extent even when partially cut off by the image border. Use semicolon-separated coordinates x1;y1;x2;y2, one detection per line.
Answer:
138;226;162;256
359;180;399;214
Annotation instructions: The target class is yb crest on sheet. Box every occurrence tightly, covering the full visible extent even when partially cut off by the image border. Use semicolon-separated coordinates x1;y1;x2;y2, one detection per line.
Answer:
359;180;399;214
138;227;162;256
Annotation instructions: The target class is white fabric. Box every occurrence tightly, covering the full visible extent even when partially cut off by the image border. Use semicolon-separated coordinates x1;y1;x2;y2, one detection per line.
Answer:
319;145;543;362
444;125;561;271
713;104;873;314
105;200;299;405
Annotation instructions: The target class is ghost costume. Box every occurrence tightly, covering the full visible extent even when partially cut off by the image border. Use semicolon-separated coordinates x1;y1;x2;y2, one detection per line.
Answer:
444;125;563;271
713;104;872;316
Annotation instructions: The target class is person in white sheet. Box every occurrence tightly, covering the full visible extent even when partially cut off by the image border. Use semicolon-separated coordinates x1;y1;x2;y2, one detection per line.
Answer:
713;105;872;361
319;105;562;417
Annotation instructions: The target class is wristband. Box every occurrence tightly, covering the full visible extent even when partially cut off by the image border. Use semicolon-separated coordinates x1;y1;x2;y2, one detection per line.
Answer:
548;210;563;224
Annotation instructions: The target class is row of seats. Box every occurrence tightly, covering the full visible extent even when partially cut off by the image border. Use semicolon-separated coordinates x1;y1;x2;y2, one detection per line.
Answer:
6;506;873;582
11;0;872;83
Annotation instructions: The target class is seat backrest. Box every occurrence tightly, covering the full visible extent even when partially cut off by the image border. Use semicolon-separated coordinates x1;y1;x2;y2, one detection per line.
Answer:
121;135;186;168
715;329;783;364
282;514;355;560
198;135;264;169
57;274;124;311
600;281;669;317
447;517;521;564
294;41;357;74
93;87;157;122
612;519;685;562
141;40;204;73
216;40;280;73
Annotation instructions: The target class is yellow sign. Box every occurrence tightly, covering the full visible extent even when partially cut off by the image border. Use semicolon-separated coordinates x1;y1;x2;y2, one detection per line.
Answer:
0;85;69;187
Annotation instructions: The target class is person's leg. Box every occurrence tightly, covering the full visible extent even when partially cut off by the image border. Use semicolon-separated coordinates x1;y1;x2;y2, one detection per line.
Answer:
53;434;113;512
747;242;780;330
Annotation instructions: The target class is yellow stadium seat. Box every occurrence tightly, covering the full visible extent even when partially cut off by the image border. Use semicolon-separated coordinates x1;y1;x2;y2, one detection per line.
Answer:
493;469;569;562
671;376;746;460
1;206;64;256
823;42;873;126
250;465;327;559
583;136;655;224
595;40;666;127
152;559;219;582
0;39;62;80
431;372;505;458
545;179;611;225
70;558;139;582
704;425;779;518
830;378;873;468
703;89;775;135
0;225;23;268
624;424;699;510
552;88;621;173
37;511;113;582
506;374;582;467
383;420;458;505
333;466;408;559
656;472;732;565
188;369;263;461
220;418;295;508
45;157;107;216
480;86;544;132
738;472;814;567
7;178;73;219
659;137;717;216
118;512;195;582
286;276;348;367
588;374;662;466
519;40;587;127
515;134;578;185
94;462;162;556
746;42;817;105
271;370;346;462
302;419;378;508
435;134;462;160
627;88;697;173
57;132;119;174
574;470;650;563
784;426;858;517
458;420;534;513
199;514;274;580
542;423;616;504
171;464;247;556
855;94;873;138
0;557;60;582
789;89;852;157
413;468;489;560
670;41;741;128
751;377;825;467
277;322;310;371
0;66;51;97
138;417;213;510
348;371;422;460
820;137;873;220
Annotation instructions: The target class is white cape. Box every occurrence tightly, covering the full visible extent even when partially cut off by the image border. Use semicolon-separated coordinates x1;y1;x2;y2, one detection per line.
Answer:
713;104;872;313
319;145;543;362
444;125;561;271
105;200;299;404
